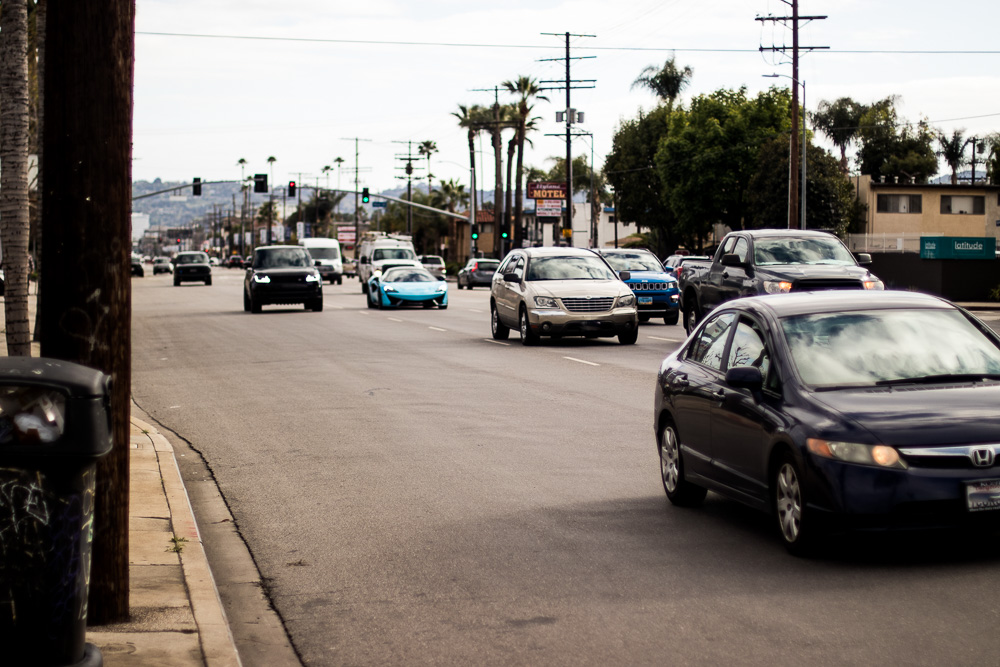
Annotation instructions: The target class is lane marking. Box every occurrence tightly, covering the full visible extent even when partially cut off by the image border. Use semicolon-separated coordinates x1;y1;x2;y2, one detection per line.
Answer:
387;317;403;322
564;356;600;367
484;339;510;346
647;336;683;342
429;326;447;332
468;309;483;313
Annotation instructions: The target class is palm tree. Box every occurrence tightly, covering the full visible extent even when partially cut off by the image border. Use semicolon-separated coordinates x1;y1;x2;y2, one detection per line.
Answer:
937;130;967;185
453;104;491;247
631;56;693;108
812;97;865;174
432;179;469;262
265;156;277;242
502;76;548;250
333;156;345;218
418;140;438;195
1;0;31;354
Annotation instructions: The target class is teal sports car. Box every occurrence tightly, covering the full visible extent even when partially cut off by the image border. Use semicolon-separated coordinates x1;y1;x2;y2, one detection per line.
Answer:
367;266;449;309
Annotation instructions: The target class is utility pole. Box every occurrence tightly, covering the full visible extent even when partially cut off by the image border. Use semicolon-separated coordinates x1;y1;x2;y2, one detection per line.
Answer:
341;137;372;257
393;140;424;236
757;1;826;230
540;32;596;245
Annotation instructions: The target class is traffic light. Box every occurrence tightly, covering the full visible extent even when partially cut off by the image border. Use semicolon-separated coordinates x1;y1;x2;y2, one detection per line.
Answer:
192;177;202;196
501;230;509;239
254;174;268;193
471;224;479;240
361;187;370;204
176;238;181;244
288;181;296;197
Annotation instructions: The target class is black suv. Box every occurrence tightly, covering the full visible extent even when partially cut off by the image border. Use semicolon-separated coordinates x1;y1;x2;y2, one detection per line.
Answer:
244;245;323;313
173;251;212;286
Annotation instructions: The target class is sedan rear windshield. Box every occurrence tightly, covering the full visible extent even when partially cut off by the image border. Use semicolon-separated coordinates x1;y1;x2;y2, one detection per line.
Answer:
755;237;856;267
526;256;618;281
781;309;1000;388
472;261;499;272
174;253;208;264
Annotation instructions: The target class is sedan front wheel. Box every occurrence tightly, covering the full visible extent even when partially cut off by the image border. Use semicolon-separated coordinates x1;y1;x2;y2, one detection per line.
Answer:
773;453;818;555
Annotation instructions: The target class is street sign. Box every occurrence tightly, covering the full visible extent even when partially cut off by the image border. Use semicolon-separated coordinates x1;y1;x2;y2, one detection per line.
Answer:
562;228;573;238
920;236;997;260
372;201;387;208
337;227;356;244
527;182;567;200
535;199;562;218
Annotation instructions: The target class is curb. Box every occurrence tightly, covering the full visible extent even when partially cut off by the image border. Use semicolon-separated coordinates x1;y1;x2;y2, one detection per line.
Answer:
131;414;242;667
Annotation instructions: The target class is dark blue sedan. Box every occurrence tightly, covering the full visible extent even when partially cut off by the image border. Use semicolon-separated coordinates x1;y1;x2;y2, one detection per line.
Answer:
654;290;1000;553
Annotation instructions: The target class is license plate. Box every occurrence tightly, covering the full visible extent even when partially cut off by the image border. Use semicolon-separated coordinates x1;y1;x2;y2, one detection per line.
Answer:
966;479;1000;512
638;296;653;305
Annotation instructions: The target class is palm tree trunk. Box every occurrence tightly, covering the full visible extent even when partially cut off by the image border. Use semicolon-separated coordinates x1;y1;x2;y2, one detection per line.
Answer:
492;124;504;257
505;136;515;250
467;129;477;254
32;0;47;343
513;123;526;248
1;0;32;356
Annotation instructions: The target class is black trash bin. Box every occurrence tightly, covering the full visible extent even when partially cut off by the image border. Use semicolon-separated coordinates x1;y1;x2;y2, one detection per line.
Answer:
0;357;112;667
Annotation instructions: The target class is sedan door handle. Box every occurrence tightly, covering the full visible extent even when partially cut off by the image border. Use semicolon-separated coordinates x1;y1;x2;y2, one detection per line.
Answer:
713;388;726;400
673;374;689;388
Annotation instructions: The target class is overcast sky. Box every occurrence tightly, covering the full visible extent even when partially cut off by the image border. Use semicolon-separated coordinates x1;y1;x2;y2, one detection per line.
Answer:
133;0;1000;197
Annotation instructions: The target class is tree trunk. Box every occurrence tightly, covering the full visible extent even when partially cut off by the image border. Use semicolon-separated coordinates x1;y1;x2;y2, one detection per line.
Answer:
513;123;526;249
40;0;135;624
504;135;515;252
32;0;46;343
467;130;477;255
1;0;32;357
492;106;504;257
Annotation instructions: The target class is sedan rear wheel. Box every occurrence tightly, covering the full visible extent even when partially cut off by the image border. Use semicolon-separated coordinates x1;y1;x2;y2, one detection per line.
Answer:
243;289;251;312
659;424;706;507
491;303;509;340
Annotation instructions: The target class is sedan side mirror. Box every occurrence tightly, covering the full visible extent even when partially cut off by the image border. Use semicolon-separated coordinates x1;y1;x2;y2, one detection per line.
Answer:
726;366;763;391
856;253;872;265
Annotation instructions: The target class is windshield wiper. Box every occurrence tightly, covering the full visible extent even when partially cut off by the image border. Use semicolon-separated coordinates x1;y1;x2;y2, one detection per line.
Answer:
875;374;1000;387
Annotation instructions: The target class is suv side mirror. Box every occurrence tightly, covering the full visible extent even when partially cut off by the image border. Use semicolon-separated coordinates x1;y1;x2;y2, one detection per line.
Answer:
503;273;520;283
619;271;631;281
856;253;872;265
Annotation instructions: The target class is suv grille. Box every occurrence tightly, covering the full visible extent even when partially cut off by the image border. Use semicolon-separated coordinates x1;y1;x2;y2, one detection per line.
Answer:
792;279;863;291
562;297;615;312
631;282;672;291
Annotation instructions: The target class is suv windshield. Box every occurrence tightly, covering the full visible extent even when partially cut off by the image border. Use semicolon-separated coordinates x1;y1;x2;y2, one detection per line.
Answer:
373;248;416;261
782;309;1000;388
602;251;664;273
256;248;312;268
308;247;340;260
755;236;856;266
175;253;208;265
526;255;618;281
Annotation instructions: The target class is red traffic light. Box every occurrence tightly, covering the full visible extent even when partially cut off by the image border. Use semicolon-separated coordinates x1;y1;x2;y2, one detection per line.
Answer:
288;181;296;197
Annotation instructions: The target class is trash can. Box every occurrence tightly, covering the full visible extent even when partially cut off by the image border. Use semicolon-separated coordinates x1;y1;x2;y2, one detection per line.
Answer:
0;357;112;667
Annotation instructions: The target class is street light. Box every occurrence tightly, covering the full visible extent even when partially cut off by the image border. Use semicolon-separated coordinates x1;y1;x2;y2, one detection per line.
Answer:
764;74;807;229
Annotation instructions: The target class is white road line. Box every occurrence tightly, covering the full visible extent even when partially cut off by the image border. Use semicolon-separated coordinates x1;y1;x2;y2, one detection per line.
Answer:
564;356;600;367
647;336;683;342
429;326;447;332
388;317;403;322
484;339;510;346
468;309;483;313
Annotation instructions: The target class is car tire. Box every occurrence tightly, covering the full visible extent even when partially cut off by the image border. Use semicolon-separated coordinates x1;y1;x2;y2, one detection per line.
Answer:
243;289;251;312
311;299;323;312
618;327;638;345
519;306;538;346
664;311;679;326
772;452;818;556
683;298;701;334
491;302;509;340
639;314;650;323
337;276;343;285
173;276;180;287
366;292;375;309
659;423;707;507
205;277;212;286
361;281;368;295
250;295;262;314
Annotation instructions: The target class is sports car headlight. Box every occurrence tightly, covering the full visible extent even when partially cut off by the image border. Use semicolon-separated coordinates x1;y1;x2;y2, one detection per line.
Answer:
863;278;884;290
252;274;271;284
618;294;636;307
305;273;320;283
384;285;398;293
534;296;558;308
807;438;907;469
763;280;793;294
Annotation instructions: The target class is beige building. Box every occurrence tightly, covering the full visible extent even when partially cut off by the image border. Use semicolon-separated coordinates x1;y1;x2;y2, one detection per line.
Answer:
855;175;1000;241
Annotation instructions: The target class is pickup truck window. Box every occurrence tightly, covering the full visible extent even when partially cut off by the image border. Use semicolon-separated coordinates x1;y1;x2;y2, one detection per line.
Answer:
732;237;750;264
753;236;856;267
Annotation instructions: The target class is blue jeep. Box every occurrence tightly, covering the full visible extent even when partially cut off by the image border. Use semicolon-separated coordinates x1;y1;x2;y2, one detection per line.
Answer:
596;248;680;325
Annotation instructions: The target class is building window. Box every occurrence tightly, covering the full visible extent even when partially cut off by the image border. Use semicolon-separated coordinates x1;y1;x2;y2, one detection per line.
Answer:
876;194;922;213
940;195;985;215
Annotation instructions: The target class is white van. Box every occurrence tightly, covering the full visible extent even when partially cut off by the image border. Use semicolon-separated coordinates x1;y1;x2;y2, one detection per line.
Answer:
357;232;420;293
301;237;343;284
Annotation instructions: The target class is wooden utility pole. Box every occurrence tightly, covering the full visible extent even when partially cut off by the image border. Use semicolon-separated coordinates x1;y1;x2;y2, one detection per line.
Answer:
40;0;136;624
757;1;826;229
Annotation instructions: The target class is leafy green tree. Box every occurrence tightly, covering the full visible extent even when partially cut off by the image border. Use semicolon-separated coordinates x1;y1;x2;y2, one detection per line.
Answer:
855;97;937;182
811;97;865;173
631;56;693;108
937;130;966;184
984;133;1000;185
656;87;792;243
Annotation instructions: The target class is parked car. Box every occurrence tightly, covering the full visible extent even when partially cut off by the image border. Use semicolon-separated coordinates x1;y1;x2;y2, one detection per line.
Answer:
225;255;245;269
419;254;446;279
457;258;500;289
152;256;172;274
678;230;884;333
596;248;680;325
244;245;323;313
131;254;144;277
490;247;639;346
301;238;344;284
655;290;1000;554
172;251;212;286
367;266;448;310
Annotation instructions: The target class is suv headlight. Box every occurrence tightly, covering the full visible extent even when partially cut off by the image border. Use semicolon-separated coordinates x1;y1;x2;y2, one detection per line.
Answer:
807;438;906;469
305;273;320;283
253;274;271;284
534;296;558;308
618;294;636;307
863;278;884;290
763;281;793;294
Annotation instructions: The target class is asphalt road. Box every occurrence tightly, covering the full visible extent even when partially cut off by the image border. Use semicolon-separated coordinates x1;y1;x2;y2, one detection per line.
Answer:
132;267;1000;666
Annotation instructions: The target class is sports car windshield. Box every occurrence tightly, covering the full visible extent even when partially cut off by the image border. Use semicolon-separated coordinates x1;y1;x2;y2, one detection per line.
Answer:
526;256;618;281
382;269;435;283
782;309;1000;389
602;252;664;273
755;237;857;266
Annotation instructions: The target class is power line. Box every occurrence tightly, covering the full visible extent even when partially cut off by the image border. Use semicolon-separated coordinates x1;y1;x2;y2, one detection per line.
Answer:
134;32;1000;55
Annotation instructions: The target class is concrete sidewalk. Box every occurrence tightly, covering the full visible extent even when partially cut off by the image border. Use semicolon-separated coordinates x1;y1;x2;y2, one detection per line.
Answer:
83;406;242;666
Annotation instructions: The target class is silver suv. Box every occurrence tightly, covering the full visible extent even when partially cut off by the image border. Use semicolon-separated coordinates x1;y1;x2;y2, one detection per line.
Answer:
489;247;639;345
